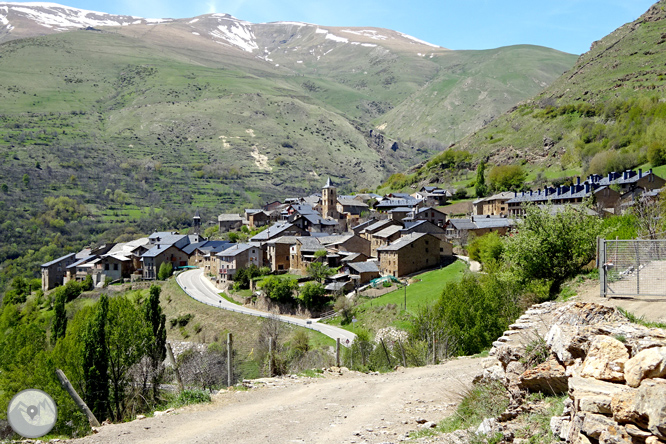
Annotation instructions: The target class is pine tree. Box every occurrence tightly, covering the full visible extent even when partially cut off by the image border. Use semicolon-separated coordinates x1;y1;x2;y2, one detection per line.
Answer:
145;285;166;400
51;290;67;344
83;294;109;421
475;160;487;198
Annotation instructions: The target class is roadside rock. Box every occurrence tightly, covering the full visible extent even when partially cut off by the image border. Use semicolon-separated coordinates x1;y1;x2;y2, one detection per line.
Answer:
519;356;568;395
580;335;629;382
624;347;666;387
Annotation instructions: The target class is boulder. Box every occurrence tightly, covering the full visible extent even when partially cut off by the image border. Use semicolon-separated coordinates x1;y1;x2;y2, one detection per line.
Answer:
546;324;577;365
625;347;666;387
633;379;666;439
581;413;619;439
580;335;629;382
647;437;666;444
611;388;640;425
599;426;632;444
550;416;569;438
625;424;652;439
519;356;568;395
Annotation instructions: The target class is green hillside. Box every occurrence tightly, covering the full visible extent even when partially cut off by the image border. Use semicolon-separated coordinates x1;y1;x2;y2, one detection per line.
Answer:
417;0;666;185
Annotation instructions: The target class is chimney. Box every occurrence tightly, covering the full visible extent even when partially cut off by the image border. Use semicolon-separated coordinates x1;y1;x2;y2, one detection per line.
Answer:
639;168;643;178
157;244;160;249
557;187;561;196
514;191;517;197
570;185;575;194
585;183;590;193
608;172;613;182
530;190;533;196
577;177;581;185
544;187;549;196
623;170;628;180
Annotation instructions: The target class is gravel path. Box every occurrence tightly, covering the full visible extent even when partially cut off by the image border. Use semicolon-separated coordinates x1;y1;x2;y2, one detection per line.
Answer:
66;358;482;444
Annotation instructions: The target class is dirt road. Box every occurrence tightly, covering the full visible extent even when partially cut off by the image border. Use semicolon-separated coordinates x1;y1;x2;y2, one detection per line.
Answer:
67;358;481;444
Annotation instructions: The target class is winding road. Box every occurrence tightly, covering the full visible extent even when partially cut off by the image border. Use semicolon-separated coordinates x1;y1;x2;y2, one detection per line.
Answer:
176;269;356;345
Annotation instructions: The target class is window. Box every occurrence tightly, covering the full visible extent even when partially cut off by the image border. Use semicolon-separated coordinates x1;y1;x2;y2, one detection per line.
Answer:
105;264;110;270
113;264;118;271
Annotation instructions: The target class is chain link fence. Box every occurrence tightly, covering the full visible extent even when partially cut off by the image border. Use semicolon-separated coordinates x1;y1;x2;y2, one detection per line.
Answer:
599;238;666;298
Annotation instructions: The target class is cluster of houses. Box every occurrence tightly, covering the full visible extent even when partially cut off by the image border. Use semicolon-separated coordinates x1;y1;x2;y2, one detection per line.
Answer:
41;168;663;294
472;168;664;217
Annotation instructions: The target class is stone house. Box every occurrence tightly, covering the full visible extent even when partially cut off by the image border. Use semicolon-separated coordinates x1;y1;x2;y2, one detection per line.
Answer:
218;214;245;232
472;191;515;217
216;243;263;283
404;207;448;227
343;261;381;285
289;237;325;275
444;216;514;244
249;223;306;243
245;209;271;229
41;253;77;291
401;220;453;257
377;233;441;277
369;225;403;257
265;236;298;272
318;234;371;258
142;245;188;280
360;219;402;242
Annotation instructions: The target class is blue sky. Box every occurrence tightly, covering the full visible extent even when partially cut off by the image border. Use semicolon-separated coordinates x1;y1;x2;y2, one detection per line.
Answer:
17;0;658;54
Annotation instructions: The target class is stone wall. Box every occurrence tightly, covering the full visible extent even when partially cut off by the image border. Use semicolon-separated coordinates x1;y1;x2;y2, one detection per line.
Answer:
479;301;666;444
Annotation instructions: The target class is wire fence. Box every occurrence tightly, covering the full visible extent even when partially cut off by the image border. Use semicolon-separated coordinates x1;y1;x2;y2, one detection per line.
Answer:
599;239;666;298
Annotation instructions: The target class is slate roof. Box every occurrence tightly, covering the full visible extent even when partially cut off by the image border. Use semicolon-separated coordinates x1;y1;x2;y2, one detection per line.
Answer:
249;223;299;241
447;217;515;230
347;261;380;274
296;237;324;252
318;235;355;246
66;255;96;269
351;219;377;232
375;198;422;209
218;213;244;222
388;207;413;213
216;243;254;258
363;219;396;233
373;225;403;238
338;198;368;208
377;233;429;252
42;252;76;268
142;244;181;258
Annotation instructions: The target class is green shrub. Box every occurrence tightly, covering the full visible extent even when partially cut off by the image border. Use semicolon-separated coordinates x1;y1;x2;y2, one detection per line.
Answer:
174;389;210;407
158;262;173;280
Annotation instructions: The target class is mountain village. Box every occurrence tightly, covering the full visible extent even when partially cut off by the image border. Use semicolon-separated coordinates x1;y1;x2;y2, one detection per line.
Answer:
40;168;665;300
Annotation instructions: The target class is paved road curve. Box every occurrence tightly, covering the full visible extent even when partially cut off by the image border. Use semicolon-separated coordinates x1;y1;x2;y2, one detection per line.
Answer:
176;269;356;345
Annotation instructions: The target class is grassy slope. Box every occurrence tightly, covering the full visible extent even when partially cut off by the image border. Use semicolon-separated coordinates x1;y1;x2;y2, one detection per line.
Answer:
378;45;578;146
325;260;468;334
446;1;666;173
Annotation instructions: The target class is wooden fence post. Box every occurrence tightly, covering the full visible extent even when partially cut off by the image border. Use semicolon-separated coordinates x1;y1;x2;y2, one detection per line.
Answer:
227;333;233;387
166;342;184;393
336;338;340;367
55;369;100;427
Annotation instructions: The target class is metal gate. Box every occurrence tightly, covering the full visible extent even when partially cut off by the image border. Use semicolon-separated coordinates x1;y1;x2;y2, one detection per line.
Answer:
599;239;666;298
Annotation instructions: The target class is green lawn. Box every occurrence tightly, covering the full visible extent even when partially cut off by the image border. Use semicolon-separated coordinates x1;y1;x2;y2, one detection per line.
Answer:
325;260;469;334
359;260;468;313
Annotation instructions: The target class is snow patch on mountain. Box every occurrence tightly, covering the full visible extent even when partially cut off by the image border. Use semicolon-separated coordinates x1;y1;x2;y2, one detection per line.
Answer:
325;33;347;43
210;22;258;52
1;2;150;29
340;29;387;40
398;32;439;48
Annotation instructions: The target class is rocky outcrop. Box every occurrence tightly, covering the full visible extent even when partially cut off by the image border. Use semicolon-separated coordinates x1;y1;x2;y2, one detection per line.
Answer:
480;301;666;444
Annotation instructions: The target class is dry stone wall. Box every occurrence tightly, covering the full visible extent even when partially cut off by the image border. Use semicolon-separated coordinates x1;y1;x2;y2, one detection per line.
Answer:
479;301;666;444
